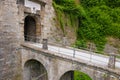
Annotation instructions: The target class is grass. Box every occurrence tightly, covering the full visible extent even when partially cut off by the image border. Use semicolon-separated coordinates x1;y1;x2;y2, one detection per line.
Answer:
74;71;92;80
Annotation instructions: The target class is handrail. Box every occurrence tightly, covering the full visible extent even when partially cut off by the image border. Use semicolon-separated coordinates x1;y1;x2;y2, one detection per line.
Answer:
47;42;120;69
48;46;108;66
24;35;41;43
23;35;120;69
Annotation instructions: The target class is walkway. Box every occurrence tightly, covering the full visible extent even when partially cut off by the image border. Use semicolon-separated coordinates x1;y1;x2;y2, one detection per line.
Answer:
28;43;120;69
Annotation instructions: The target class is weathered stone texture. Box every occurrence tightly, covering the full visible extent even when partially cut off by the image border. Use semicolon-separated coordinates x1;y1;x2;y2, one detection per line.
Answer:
43;2;76;46
2;0;119;80
17;0;75;46
21;43;120;80
0;0;21;80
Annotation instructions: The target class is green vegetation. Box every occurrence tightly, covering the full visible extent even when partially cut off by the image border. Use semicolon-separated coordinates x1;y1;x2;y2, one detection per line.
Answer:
53;0;120;53
53;0;79;35
74;71;92;80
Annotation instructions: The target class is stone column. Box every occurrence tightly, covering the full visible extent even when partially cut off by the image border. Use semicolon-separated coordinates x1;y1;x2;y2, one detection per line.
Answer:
62;37;67;46
108;53;116;69
42;39;48;50
41;3;46;20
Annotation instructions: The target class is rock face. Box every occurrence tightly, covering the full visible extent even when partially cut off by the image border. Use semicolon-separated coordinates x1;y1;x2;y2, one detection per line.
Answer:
41;0;76;46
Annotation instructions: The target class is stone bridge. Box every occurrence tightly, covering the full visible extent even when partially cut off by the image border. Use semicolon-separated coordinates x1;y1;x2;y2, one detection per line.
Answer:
20;42;120;80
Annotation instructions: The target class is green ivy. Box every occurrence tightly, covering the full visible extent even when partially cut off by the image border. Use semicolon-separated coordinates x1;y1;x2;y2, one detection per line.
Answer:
74;71;92;80
53;0;120;53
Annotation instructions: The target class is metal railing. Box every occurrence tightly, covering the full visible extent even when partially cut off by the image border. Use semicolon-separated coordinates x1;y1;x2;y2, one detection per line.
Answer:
48;46;108;65
24;35;41;43
49;46;120;69
23;36;120;69
46;41;120;69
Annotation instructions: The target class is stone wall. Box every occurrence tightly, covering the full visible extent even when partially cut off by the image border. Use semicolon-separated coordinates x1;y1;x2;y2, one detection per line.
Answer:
0;0;77;80
21;43;120;80
0;0;22;80
0;0;61;79
42;0;76;46
18;0;76;45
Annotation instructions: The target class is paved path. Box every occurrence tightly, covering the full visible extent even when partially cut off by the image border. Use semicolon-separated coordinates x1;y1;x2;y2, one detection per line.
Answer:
31;43;120;69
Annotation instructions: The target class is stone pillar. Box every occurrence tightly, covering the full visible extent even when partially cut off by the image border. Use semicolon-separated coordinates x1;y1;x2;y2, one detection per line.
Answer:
108;53;116;69
62;37;67;46
42;39;48;50
41;4;45;19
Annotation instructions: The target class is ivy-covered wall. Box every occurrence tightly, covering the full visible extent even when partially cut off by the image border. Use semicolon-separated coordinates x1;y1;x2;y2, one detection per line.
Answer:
53;0;120;54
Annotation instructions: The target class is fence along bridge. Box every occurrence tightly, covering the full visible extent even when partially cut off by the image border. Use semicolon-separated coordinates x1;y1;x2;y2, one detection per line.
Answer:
21;36;120;80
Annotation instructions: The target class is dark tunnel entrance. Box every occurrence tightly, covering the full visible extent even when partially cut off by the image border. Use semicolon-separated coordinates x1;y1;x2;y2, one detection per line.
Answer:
24;16;36;42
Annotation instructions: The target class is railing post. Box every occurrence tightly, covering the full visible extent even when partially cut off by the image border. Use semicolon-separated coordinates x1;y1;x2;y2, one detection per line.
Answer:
62;37;67;46
42;39;48;50
108;53;116;69
73;48;75;58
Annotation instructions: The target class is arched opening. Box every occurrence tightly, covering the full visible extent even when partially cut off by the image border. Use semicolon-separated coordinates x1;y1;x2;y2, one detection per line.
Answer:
24;16;36;42
23;59;48;80
60;70;92;80
60;71;74;80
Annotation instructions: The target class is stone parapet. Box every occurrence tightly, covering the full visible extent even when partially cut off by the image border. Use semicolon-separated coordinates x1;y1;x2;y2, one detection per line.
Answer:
21;42;120;80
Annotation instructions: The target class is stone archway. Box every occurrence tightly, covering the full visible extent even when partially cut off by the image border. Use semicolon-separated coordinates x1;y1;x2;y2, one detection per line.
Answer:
23;59;48;80
24;16;36;42
59;70;92;80
60;71;74;80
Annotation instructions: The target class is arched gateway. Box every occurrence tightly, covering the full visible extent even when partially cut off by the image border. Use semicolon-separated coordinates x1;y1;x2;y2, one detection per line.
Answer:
24;16;36;42
23;59;48;80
